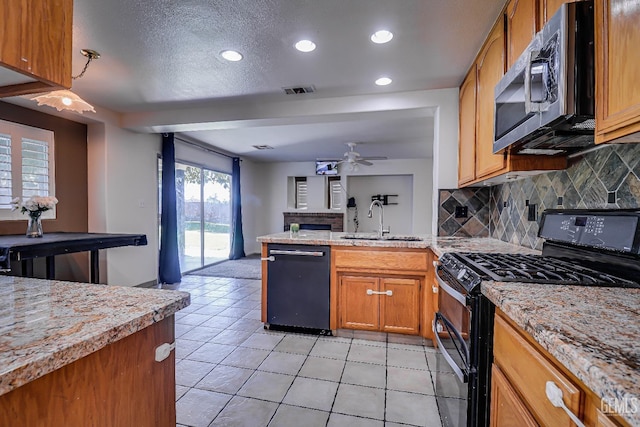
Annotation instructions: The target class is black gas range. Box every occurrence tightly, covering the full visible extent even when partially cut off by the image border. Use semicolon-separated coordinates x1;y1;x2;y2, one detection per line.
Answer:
433;209;640;427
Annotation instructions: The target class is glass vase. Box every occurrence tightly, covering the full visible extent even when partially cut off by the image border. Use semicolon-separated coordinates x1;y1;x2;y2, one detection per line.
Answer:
26;213;43;238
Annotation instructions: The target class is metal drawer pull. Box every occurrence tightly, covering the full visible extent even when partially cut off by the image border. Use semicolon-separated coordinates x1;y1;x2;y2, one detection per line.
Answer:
269;250;324;257
366;289;393;296
545;381;585;427
261;256;275;262
432;285;438;294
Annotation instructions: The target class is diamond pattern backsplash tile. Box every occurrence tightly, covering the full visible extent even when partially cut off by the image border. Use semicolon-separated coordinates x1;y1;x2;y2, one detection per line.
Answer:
489;143;640;250
438;188;490;237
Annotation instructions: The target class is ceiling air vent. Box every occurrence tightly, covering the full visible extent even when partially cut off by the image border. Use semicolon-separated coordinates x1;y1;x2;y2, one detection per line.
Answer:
252;145;274;150
283;86;315;95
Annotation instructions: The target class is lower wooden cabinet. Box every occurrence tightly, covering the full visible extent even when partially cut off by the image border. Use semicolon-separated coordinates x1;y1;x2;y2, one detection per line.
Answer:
491;310;629;426
490;364;538;427
339;275;421;335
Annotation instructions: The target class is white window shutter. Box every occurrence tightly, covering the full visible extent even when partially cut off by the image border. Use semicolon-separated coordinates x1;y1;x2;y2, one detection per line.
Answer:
0;134;12;208
22;138;50;198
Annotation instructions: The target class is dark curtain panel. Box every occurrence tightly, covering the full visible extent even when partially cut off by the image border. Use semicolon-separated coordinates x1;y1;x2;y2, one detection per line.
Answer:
229;157;246;260
159;133;182;284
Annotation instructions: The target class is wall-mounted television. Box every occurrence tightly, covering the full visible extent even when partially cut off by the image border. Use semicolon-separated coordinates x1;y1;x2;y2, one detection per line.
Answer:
315;161;338;175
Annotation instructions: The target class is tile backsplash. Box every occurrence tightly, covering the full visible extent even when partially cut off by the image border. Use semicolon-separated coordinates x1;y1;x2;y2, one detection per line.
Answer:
438;188;491;237
489;143;640;249
438;143;640;249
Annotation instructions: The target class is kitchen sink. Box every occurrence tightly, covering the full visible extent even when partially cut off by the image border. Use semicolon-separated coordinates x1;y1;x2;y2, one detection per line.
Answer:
341;234;423;242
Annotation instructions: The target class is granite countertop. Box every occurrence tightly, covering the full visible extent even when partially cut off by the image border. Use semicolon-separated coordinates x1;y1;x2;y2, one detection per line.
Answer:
257;231;537;257
483;282;640;426
0;276;190;396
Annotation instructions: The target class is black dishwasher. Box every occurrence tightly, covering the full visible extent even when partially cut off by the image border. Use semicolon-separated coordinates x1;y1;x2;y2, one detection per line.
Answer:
266;244;331;334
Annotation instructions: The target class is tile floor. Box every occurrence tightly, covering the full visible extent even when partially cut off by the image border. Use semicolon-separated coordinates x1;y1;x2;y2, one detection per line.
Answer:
167;275;461;427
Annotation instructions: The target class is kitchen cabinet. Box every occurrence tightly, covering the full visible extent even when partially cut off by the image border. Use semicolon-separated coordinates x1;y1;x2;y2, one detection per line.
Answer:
491;310;629;427
332;247;432;338
595;0;640;144
505;0;539;69
0;0;73;97
0;316;177;427
475;18;507;179
339;275;420;334
457;7;567;187
458;66;477;186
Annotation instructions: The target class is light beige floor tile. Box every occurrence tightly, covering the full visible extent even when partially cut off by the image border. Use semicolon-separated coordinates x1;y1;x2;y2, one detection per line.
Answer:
387;366;434;395
387;347;428;370
386;390;440;427
309;340;350;360
210;396;278;427
332;383;385;420
186;342;236;364
298;356;346;382
175;338;205;359
237;371;295;402
240;333;284;350
176;388;231;427
282;377;339;411
269;404;329;427
347;343;387;365
327;413;383;427
175;359;215;387
341;361;386;388
221;347;270;369
210;329;254;345
258;351;307;375
180;325;223;342
196;364;253;394
274;335;317;355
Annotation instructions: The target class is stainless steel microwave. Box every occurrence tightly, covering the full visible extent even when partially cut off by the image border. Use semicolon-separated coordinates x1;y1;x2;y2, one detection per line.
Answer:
493;1;594;155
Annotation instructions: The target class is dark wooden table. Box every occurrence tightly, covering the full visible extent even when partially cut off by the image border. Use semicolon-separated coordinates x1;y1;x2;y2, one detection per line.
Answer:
0;232;147;283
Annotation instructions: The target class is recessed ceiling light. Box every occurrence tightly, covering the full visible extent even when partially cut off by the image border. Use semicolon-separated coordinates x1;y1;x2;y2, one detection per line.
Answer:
220;50;243;61
371;30;393;44
375;77;392;86
295;40;316;52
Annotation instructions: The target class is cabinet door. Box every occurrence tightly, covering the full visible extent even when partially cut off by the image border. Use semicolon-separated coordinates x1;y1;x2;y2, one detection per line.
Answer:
380;277;420;335
506;0;538;68
23;0;73;87
339;276;379;331
490;364;539;427
458;66;477;186
475;19;507;179
595;0;640;143
539;0;574;27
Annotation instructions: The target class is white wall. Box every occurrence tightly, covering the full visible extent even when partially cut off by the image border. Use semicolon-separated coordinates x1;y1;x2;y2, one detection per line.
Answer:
87;112;161;287
239;159;268;255
346;175;413;234
254;158;433;237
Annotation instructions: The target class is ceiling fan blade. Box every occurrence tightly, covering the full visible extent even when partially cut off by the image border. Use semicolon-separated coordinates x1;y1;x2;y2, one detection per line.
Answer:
356;159;373;166
360;156;387;161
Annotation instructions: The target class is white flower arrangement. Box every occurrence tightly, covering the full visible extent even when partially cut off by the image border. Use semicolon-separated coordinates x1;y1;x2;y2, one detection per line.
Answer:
11;196;59;217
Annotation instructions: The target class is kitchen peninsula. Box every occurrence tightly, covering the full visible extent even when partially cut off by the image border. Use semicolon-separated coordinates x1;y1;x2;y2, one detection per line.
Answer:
0;276;190;426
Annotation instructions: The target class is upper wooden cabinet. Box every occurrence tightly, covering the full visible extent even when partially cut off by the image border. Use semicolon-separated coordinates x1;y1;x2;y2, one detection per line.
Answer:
475;19;507;179
539;0;575;27
458;66;477;186
595;0;640;144
0;0;73;97
505;0;539;68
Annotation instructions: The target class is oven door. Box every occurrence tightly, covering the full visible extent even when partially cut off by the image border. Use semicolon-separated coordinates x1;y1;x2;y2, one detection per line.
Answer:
433;268;472;427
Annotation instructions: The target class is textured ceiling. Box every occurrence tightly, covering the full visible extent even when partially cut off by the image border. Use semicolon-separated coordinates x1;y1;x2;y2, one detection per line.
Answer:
28;0;507;161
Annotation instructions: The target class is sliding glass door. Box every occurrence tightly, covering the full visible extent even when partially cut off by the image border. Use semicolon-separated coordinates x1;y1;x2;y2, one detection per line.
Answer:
159;158;231;273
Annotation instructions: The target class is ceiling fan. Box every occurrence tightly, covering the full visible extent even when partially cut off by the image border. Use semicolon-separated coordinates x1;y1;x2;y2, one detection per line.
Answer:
319;142;387;168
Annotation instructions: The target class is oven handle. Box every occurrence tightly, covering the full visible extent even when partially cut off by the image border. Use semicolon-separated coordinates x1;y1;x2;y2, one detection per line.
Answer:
435;268;467;306
433;312;470;383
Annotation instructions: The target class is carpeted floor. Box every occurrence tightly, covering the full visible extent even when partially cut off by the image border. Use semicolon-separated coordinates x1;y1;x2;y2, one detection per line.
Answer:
190;253;262;279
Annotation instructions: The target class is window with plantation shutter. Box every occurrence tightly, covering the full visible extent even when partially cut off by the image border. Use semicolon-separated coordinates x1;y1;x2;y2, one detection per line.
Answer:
0;119;55;220
295;177;308;209
328;176;342;210
22;138;50;198
0;134;12;209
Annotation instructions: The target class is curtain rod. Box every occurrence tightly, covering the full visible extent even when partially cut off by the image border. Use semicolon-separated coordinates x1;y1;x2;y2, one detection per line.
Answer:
173;136;238;160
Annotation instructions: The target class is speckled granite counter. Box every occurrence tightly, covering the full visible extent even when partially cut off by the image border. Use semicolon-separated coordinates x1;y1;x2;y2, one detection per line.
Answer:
257;231;538;257
483;282;640;426
0;276;190;396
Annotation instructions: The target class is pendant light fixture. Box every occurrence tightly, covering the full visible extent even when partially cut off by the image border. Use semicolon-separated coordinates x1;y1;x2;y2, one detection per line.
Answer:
31;49;100;114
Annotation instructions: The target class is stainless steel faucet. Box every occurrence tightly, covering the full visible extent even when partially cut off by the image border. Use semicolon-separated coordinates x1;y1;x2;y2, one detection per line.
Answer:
368;199;389;238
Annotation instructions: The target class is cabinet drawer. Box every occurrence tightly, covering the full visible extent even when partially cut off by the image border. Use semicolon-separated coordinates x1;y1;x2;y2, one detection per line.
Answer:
334;249;428;271
493;314;582;427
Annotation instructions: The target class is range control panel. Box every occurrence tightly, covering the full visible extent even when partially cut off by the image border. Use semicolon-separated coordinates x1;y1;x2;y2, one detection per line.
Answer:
539;210;640;254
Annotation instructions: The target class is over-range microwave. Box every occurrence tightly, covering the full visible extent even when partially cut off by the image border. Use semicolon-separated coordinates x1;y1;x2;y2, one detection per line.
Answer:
493;0;594;155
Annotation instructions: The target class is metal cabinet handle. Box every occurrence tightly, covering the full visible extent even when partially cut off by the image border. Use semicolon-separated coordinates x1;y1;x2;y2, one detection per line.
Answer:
545;381;585;427
366;289;393;296
269;249;324;257
261;256;275;262
432;260;439;268
432;285;438;294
